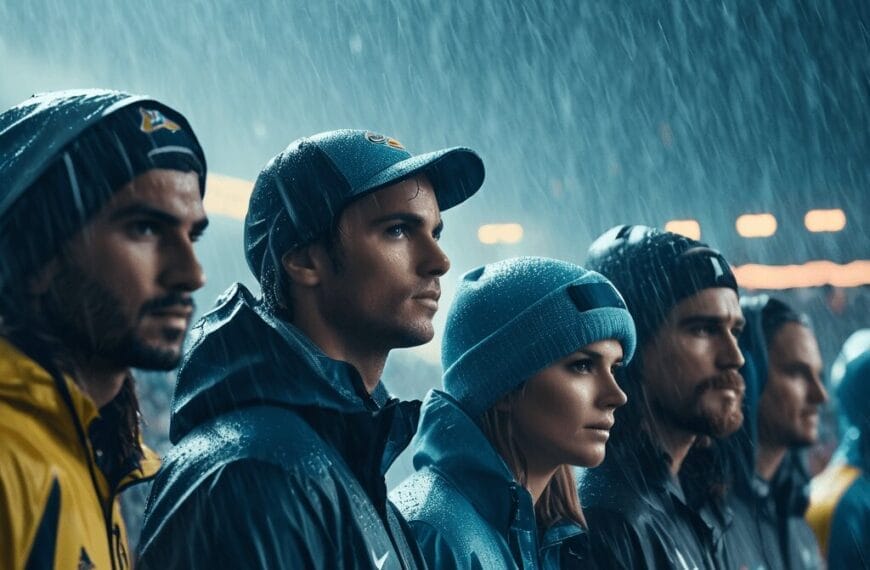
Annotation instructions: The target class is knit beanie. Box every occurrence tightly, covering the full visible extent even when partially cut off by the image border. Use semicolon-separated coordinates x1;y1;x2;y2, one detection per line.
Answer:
585;225;738;348
442;256;637;419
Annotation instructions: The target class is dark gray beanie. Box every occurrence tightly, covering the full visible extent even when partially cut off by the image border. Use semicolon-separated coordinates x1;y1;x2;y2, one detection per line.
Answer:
441;256;637;419
586;225;738;347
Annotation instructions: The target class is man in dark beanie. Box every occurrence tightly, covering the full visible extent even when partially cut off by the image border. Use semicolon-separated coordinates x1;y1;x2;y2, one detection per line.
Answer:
724;296;826;569
0;89;208;570
138;129;484;569
578;224;746;569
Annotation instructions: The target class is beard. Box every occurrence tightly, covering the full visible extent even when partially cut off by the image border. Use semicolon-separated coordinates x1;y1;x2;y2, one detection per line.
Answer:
674;369;746;438
38;259;190;371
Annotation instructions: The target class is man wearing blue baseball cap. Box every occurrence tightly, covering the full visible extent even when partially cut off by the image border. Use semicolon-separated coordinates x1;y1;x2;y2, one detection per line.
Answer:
138;130;484;569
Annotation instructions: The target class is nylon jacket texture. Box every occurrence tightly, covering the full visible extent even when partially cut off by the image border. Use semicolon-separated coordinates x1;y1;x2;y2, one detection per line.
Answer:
0;337;159;570
721;299;823;570
578;431;725;569
137;283;426;569
391;390;586;570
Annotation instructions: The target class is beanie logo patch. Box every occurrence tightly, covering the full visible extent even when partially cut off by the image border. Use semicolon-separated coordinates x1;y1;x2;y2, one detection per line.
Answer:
567;282;627;313
139;107;181;134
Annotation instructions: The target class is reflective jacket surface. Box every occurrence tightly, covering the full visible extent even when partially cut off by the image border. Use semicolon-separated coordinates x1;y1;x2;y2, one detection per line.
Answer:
391;390;586;570
579;432;725;570
137;284;425;569
0;337;159;570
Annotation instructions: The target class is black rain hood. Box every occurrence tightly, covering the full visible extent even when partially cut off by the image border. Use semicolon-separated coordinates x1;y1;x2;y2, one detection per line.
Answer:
0;89;206;297
140;284;425;569
169;282;417;447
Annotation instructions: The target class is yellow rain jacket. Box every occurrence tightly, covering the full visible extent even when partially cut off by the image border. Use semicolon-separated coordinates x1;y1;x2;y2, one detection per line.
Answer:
0;337;159;569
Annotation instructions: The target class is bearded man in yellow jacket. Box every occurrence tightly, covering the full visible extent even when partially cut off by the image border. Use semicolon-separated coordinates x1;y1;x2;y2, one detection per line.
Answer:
0;89;208;570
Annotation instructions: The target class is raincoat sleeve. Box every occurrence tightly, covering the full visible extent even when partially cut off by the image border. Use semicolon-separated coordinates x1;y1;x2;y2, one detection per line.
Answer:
138;459;329;570
826;481;870;569
407;520;467;570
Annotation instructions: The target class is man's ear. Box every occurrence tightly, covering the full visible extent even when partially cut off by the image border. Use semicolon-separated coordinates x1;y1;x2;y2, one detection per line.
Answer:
27;259;60;296
281;243;328;288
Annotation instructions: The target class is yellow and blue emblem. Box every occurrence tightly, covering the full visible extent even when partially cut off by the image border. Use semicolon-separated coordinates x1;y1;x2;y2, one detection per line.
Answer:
139;107;181;134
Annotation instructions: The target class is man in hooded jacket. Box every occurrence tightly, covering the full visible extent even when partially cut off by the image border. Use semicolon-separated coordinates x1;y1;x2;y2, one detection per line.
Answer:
137;130;484;569
0;89;208;570
723;295;826;570
806;329;870;568
579;225;746;570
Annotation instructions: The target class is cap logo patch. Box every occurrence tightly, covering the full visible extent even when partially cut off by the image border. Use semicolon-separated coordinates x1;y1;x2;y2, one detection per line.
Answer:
139;107;181;133
567;282;627;312
365;131;405;150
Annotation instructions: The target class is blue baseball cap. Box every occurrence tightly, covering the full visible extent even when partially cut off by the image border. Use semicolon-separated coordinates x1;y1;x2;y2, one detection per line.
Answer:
244;129;485;286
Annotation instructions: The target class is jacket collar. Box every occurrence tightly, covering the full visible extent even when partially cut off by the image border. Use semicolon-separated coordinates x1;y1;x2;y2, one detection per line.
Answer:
0;336;159;491
412;390;537;538
171;284;397;441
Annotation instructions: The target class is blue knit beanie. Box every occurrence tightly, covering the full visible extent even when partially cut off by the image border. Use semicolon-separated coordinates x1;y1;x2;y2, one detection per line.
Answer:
442;256;637;418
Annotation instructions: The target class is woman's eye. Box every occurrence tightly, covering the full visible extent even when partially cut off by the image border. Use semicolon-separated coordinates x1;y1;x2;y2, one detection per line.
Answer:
569;359;594;373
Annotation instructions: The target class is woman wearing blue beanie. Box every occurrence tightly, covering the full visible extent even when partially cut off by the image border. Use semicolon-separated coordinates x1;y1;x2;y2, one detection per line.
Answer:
391;256;637;569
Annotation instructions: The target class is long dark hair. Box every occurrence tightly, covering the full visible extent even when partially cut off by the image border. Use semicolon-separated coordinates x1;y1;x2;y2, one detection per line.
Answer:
0;287;143;471
478;389;586;530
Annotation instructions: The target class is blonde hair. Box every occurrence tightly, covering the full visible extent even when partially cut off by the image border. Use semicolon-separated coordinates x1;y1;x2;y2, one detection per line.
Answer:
478;390;586;530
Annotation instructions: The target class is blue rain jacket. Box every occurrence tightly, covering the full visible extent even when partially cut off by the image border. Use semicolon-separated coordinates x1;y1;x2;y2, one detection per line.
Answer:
391;390;586;570
137;284;425;569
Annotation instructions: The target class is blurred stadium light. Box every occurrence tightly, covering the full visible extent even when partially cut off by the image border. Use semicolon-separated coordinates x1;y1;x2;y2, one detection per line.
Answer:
736;213;778;238
205;174;253;220
204;175;867;289
804;209;847;233
665;219;701;240
477;223;524;244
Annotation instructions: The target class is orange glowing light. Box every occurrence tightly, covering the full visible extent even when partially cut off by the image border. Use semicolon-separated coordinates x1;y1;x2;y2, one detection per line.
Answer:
736;213;777;238
664;219;701;240
804;209;847;233
204;174;254;219
478;224;524;245
733;260;870;289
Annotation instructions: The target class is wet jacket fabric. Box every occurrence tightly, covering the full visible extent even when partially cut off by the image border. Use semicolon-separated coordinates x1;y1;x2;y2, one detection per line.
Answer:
137;284;426;569
391;390;586;570
578;433;725;570
806;430;870;569
722;298;823;570
0;336;159;570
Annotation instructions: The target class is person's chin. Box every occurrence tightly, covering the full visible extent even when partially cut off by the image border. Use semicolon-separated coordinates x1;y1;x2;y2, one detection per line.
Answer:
698;395;744;437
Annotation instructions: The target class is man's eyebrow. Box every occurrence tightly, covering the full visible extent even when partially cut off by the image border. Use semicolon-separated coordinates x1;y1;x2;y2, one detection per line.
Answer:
369;212;444;232
110;204;181;224
678;315;746;328
109;204;209;233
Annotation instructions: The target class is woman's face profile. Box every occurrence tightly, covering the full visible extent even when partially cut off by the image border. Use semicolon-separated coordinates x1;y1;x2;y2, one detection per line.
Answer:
509;339;628;470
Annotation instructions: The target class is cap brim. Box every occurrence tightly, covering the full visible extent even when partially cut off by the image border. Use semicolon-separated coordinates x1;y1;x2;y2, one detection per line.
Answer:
356;147;485;211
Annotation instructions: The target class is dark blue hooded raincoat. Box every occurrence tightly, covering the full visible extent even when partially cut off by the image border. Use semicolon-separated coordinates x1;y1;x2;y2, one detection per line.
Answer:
137;284;425;569
391;390;587;570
